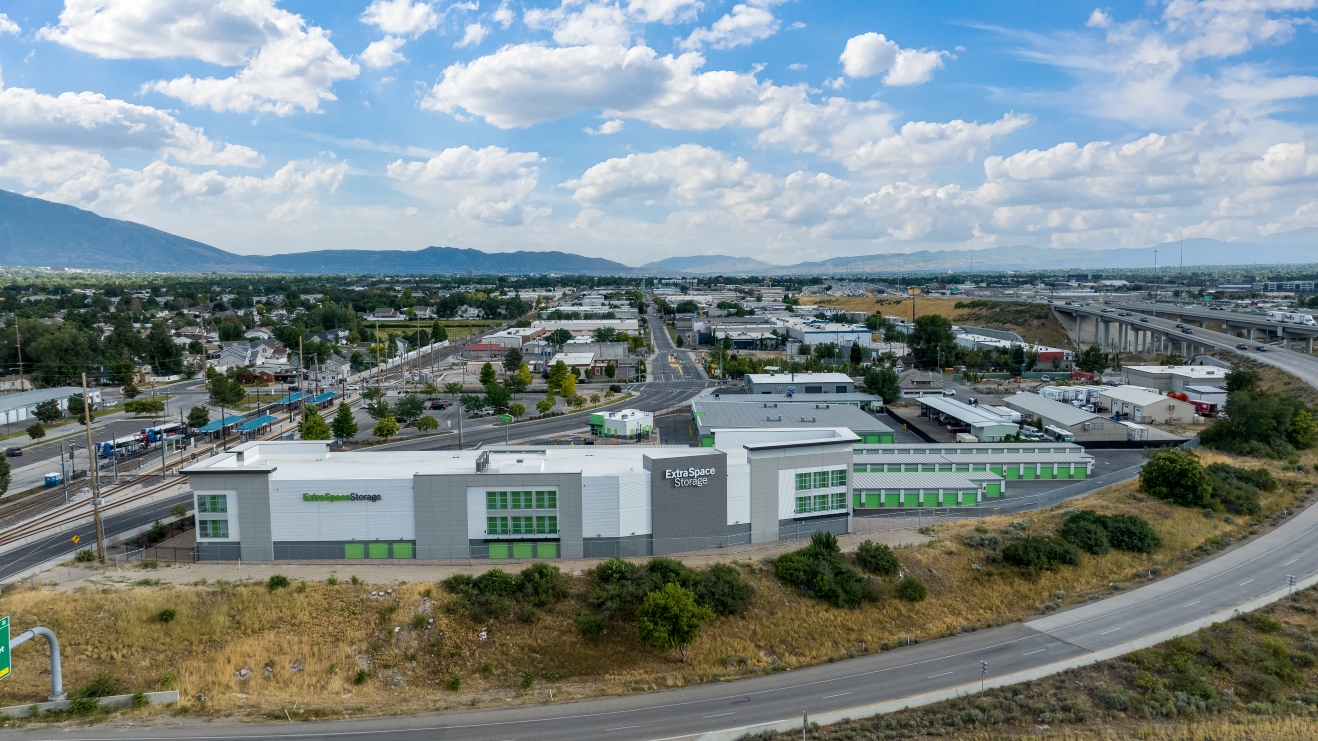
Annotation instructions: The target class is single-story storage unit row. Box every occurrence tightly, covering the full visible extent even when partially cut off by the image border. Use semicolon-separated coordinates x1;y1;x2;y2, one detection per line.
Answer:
853;442;1087;456
851;471;1005;508
706;391;886;411
853;450;1093;478
183;431;862;562
691;398;895;446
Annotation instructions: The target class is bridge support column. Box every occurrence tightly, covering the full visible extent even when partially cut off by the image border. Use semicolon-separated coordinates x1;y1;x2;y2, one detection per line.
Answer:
1102;322;1111;352
1093;316;1100;347
1308;337;1314;354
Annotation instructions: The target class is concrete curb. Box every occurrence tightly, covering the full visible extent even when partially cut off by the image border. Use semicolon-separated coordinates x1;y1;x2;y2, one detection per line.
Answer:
694;572;1318;741
0;690;179;718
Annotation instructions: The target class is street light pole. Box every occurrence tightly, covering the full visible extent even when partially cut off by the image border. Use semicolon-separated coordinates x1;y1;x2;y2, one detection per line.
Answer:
81;373;105;562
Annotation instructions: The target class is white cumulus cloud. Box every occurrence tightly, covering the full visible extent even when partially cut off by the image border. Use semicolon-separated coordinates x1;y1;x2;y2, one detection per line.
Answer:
525;2;633;47
628;0;704;24
839;114;1031;173
387;145;547;225
362;36;408;68
680;3;779;51
0;13;19;35
456;23;490;48
839;32;950;85
42;0;359;116
362;0;440;37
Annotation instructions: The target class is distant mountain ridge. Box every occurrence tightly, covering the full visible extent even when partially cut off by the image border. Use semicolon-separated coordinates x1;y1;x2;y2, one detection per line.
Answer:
2;188;1316;275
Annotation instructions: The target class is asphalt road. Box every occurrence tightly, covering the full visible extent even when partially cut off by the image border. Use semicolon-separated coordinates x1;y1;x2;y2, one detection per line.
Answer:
15;481;1318;741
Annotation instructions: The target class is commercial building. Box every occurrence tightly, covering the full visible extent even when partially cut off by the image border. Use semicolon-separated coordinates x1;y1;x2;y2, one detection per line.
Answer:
915;397;1021;441
777;319;872;348
1002;393;1127;443
1124;365;1230;393
690;398;895;446
530;319;640;337
1099;386;1198;424
708;391;884;411
0;387;102;427
589;409;654;439
744;372;855;395
898;371;945;398
184;433;860;561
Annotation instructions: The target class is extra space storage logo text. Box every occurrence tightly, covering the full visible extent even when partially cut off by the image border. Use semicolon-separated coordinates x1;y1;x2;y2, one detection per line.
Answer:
302;492;382;502
664;467;716;487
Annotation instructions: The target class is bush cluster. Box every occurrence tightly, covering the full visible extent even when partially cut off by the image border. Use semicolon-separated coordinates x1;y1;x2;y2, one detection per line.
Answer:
773;532;884;609
855;540;900;576
444;563;571;622
1206;462;1275;516
1059;510;1161;555
1141;448;1276;515
1200;368;1317;459
1001;536;1081;572
579;557;754;637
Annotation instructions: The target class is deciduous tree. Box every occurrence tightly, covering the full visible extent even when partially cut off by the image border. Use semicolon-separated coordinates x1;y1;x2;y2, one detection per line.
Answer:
636;583;714;663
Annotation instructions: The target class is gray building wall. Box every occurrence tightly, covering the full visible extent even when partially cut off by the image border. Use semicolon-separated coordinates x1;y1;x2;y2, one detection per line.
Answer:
417;472;584;559
646;451;727;556
746;446;853;544
191;470;275;561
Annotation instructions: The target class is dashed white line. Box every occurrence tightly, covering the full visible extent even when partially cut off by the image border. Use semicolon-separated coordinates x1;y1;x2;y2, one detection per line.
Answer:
1285;559;1299;566
703;712;735;718
927;671;954;679
821;692;852;699
605;725;644;731
1182;600;1200;607
1022;648;1046;656
1241;579;1254;585
1099;626;1124;635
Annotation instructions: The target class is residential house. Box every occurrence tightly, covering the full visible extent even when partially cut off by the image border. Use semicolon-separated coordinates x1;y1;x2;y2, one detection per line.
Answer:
0;374;33;392
410;306;436;319
898;370;946;398
457;305;484;319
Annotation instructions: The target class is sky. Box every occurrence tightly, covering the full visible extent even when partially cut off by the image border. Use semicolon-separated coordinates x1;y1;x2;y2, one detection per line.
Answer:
0;1;1316;266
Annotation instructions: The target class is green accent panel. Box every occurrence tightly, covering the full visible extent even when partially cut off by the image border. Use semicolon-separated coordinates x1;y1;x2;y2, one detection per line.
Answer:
700;437;714;447
866;493;881;508
1075;467;1087;479
1005;466;1018;479
972;464;986;471
1040;465;1054;479
938;464;952;472
881;434;894;444
513;542;533;559
902;491;920;507
537;542;557;558
956;464;969;472
884;492;900;507
489;543;509;559
986;483;1001;498
1057;466;1070;479
368;542;388;559
392;542;413;559
854;465;867;472
990;465;1003;474
864;435;879;444
1023;466;1036;479
922;491;938;507
854;493;862;508
344;543;364;559
921;464;936;472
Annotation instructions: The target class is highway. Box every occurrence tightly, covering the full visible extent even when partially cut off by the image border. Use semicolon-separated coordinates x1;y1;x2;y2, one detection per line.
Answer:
12;480;1318;741
1055;302;1318;390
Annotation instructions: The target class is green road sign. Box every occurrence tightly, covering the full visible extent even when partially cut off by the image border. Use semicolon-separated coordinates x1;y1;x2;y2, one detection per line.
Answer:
498;414;514;424
0;615;10;681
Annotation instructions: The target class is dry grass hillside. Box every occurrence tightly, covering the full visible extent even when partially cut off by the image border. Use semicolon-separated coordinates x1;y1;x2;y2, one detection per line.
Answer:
801;297;1075;349
2;450;1314;724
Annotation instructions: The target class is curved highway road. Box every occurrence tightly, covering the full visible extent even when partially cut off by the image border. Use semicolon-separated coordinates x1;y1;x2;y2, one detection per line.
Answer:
12;492;1318;741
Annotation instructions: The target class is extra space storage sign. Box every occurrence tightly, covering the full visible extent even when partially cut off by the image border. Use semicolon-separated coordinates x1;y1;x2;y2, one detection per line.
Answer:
664;467;716;487
302;492;382;502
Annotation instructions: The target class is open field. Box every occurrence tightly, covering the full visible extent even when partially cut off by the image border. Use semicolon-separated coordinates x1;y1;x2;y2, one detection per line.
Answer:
1;449;1314;723
800;297;1075;349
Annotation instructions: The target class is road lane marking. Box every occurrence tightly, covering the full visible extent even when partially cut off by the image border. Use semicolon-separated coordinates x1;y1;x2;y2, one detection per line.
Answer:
1099;626;1123;635
703;712;735;718
821;692;852;699
1182;600;1200;607
1285;559;1298;566
605;725;644;731
1241;579;1254;585
927;671;954;678
1023;649;1046;656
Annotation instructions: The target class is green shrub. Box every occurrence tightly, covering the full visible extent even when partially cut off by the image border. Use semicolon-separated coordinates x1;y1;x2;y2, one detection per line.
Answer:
69;672;118;712
577;611;606;639
74;549;95;563
443;573;476;596
1103;514;1161;553
1140;449;1214;508
1059;516;1109;555
130;692;150;709
896;577;927;602
773;531;876;609
855;540;900;575
267;574;290;591
694;563;755;616
444;672;461;691
518;563;570;607
474;569;520;599
157;608;177;623
1001;537;1081;571
353;669;369;685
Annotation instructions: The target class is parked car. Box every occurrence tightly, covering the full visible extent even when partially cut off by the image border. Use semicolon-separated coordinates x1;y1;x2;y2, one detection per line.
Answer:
345;384;360;391
5;447;21;457
427;400;448;410
941;389;956;396
1040;375;1051;382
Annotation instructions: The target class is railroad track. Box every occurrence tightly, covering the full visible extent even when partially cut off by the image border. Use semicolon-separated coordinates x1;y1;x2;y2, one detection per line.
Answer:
0;477;187;550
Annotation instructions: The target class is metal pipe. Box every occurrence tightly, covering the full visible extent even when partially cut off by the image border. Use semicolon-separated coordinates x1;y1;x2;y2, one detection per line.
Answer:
10;626;66;700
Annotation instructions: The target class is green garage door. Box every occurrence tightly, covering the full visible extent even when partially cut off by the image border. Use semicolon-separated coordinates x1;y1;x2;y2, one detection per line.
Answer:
881;434;894;444
369;542;389;559
513;542;534;559
1040;464;1054;479
1023;465;1037;480
986;483;1002;498
536;542;557;558
1057;465;1070;479
1074;466;1087;479
956;464;970;472
884;492;900;508
902;491;920;507
393;542;413;559
345;543;364;559
990;464;1003;475
1004;466;1018;479
489;542;509;558
922;490;939;507
865;493;881;508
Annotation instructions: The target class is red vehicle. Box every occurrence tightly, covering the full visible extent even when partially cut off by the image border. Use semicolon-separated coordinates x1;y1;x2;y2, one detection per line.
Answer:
1070;370;1095;383
1188;399;1219;417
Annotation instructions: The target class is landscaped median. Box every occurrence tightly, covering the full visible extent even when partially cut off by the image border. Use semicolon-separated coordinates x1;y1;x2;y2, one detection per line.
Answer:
0;448;1313;724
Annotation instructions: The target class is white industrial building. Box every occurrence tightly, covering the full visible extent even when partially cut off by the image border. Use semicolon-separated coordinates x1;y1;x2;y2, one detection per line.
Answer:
1099;386;1198;424
1124;365;1229;393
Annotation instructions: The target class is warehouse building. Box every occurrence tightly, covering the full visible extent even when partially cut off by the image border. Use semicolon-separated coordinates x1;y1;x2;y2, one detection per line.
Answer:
915;397;1021;441
0;387;102;427
185;433;860;562
691;398;895;446
744;372;855;395
589;409;654;439
708;390;885;411
1124;365;1229;393
1099;386;1197;424
1002;393;1127;443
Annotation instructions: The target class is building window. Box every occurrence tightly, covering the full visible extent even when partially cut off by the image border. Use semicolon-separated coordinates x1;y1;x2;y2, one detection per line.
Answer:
487;491;508;510
487;516;509;534
535;515;558;534
795;472;812;491
535;490;557;509
794;492;847;515
511;516;534;534
831;469;846;487
797;469;847;491
510;491;533;509
199;519;229;538
197;494;227;513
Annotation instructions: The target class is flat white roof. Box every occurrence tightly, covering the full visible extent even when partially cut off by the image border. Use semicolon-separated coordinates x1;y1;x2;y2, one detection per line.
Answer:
1099;385;1181;405
1125;365;1227;377
745;372;854;384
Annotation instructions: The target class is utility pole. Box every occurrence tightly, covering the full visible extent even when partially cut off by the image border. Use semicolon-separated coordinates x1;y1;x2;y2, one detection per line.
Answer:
14;321;22;390
81;373;105;562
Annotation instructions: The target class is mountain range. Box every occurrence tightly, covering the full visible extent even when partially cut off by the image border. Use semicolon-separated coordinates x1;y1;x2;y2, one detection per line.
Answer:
2;189;1316;276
